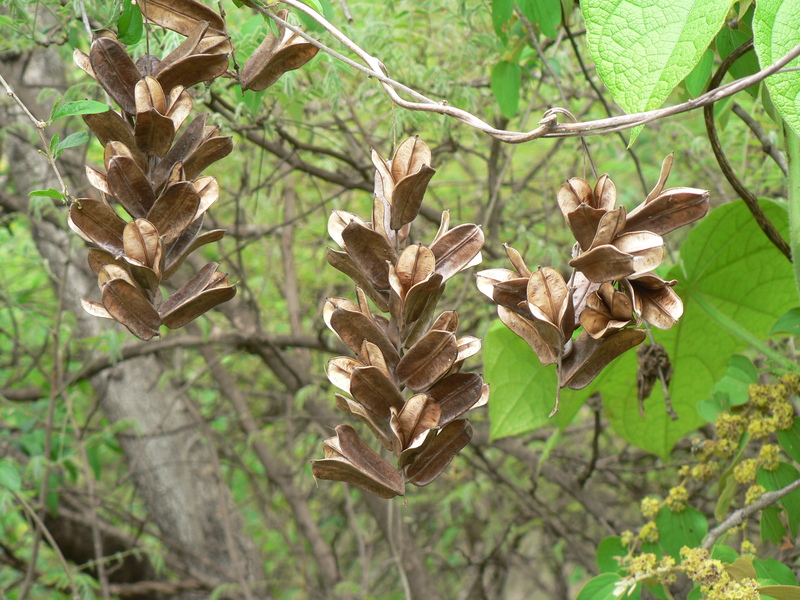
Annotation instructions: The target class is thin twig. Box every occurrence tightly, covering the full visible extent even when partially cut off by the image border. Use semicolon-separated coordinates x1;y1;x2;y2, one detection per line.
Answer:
731;101;788;176
703;477;800;549
0;73;70;200
238;0;800;143
703;39;792;261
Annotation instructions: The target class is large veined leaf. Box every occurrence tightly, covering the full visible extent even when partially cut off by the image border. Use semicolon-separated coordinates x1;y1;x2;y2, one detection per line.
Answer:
485;200;796;456
483;321;585;439
582;0;730;144
753;0;800;135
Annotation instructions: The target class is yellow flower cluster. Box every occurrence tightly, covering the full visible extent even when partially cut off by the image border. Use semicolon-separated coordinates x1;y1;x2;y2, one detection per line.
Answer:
639;521;659;543
666;486;689;512
640;496;661;519
745;484;765;505
679;547;760;600
758;444;781;471
733;459;758;484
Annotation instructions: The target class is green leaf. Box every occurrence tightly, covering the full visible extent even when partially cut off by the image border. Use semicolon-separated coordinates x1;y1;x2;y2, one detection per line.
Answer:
716;22;760;97
576;573;626;600
684;48;714;97
758;586;800;600
0;460;21;491
596;536;627;574
50;100;110;122
490;60;521;119
761;505;786;544
582;0;730;144
711;545;740;563
771;307;800;335
297;0;334;31
777;417;800;464
484;321;584;439
49;132;60;156
492;0;514;40
754;558;800;586
757;462;800;536
753;0;800;135
117;0;143;45
653;505;707;560
28;189;64;201
54;131;90;158
517;0;561;39
710;354;758;408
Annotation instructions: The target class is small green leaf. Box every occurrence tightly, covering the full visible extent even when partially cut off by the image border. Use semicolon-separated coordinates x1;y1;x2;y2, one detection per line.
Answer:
710;354;758;407
777;417;800;464
758;462;800;536
654;505;708;560
753;0;800;135
492;0;514;40
711;545;740;564
0;460;21;491
716;22;760;97
576;573;627;600
297;0;334;31
49;132;60;156
517;0;561;38
54;131;90;158
684;48;714;97
596;536;627;574
582;0;730;144
771;307;800;335
761;505;786;544
28;189;64;200
50;100;110;122
758;585;800;600
117;0;143;44
490;60;521;119
755;558;800;586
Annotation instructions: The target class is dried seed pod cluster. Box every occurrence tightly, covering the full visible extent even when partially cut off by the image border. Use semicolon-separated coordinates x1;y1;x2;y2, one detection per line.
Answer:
312;138;489;498
70;10;237;340
477;155;710;412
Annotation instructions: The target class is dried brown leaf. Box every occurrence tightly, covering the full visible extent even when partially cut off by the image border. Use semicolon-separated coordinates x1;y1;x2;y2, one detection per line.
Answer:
625;188;710;236
559;329;646;390
430;223;484;282
139;0;225;36
68;198;126;255
404;419;472;487
83;109;135;148
312;424;405;498
340;221;397;290
90;36;141;115
396;329;458;391
427;372;483;427
134;108;175;157
155;52;230;94
106;154;156;218
350;366;405;420
147;181;201;242
101;278;161;340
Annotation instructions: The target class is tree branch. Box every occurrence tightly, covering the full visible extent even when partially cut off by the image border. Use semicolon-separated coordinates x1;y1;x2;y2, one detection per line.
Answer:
703;477;800;549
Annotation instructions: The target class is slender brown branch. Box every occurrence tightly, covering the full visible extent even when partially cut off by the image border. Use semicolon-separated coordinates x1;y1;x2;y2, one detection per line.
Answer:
703;39;792;261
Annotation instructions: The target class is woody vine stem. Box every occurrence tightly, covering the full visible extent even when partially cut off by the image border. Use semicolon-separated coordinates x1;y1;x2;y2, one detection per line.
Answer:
239;0;800;143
